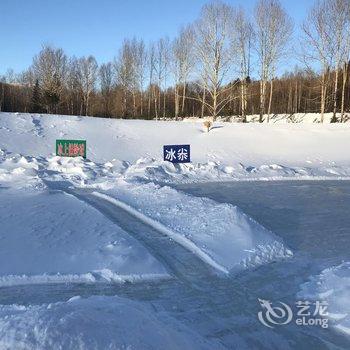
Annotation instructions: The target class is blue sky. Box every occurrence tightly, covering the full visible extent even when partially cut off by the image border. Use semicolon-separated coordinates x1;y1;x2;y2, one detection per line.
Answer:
1;0;315;75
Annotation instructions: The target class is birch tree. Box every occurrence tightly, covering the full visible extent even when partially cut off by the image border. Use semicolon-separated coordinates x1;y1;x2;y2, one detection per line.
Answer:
194;1;235;120
328;0;350;122
302;0;334;123
77;56;98;116
115;40;134;117
99;62;114;117
147;43;156;118
172;25;194;119
153;37;170;119
340;40;350;122
231;7;253;122
133;39;147;117
254;0;293;122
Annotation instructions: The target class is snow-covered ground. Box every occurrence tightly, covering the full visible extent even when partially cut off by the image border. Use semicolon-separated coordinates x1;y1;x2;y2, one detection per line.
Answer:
1;112;350;183
299;262;350;337
1;112;350;348
0;188;168;287
0;295;223;350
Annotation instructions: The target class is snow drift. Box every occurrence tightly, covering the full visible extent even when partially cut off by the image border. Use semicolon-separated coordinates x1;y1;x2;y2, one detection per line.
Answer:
0;295;223;350
298;262;350;336
0;188;167;287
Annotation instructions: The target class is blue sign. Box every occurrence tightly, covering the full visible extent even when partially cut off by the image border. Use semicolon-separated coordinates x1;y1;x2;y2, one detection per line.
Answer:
163;144;191;164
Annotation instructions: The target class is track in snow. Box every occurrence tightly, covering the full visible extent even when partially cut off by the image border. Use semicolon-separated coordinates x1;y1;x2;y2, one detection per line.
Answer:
44;181;223;288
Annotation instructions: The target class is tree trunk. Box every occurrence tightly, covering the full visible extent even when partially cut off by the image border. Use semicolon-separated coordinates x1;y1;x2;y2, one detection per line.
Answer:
140;90;143;117
147;89;151;119
259;79;266;123
341;62;348;122
267;79;273;123
154;87;158;120
201;87;206;118
181;83;186;116
174;85;179;119
241;79;247;122
86;95;89;116
320;72;326;123
163;91;166;119
332;67;339;122
132;91;136;118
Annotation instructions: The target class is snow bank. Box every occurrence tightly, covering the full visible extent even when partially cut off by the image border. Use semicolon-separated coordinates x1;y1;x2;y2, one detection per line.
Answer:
96;181;292;273
0;189;167;286
0;295;222;350
298;262;350;336
0;150;41;187
120;157;350;184
1;112;350;183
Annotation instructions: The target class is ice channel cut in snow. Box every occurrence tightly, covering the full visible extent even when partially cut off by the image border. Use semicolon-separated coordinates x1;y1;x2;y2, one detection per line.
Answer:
94;181;293;274
0;147;293;281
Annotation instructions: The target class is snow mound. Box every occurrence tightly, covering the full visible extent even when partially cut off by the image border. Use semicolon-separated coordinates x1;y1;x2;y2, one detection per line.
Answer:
97;181;293;273
0;296;222;350
121;157;350;183
0;189;167;286
0;151;41;187
298;262;350;336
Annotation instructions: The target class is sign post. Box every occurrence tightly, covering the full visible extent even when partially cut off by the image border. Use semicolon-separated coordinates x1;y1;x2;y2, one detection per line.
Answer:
163;144;190;164
56;139;86;158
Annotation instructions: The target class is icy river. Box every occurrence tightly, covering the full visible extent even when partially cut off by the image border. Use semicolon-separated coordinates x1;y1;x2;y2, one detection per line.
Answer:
1;180;350;349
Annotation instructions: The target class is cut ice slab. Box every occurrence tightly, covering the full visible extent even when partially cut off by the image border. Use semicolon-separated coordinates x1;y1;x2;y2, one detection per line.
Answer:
97;181;293;274
0;189;167;286
0;295;224;350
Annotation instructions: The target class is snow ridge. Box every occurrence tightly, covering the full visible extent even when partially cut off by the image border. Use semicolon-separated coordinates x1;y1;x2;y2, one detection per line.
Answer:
0;271;169;287
92;191;230;274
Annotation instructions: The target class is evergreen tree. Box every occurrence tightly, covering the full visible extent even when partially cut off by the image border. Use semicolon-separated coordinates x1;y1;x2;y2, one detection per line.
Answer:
30;79;42;113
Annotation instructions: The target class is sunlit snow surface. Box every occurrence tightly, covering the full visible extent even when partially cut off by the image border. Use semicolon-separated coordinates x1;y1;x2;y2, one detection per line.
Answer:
299;262;350;336
1;113;350;349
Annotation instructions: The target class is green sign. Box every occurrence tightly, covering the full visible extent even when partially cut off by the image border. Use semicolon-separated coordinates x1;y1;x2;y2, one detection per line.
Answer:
56;139;86;158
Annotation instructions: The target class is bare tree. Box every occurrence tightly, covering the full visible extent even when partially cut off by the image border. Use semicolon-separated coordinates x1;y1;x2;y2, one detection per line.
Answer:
341;47;350;122
77;56;98;116
147;43;156;118
66;57;81;115
115;40;134;117
254;0;293;122
327;0;350;122
302;0;334;122
172;25;194;119
32;45;67;113
231;7;253;122
132;39;147;116
193;1;235;120
99;62;114;117
153;38;170;119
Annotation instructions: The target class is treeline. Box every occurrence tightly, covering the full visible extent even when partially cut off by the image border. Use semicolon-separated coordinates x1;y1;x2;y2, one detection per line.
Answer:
0;0;349;122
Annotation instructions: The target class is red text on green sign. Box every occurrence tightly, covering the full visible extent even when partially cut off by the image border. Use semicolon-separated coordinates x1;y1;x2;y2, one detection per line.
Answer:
56;140;86;158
